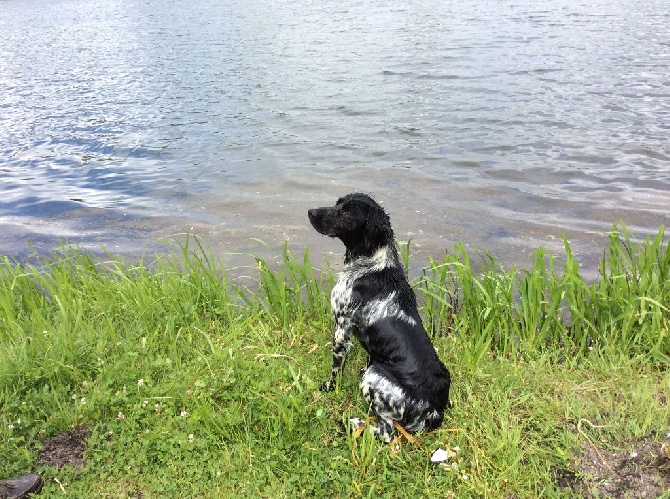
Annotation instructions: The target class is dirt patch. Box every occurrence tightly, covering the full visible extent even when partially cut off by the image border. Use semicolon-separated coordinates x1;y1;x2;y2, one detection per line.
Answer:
552;466;580;490
558;433;670;498
38;426;91;470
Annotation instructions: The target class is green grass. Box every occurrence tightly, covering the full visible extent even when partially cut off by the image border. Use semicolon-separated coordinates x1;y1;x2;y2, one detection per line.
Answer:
1;225;668;497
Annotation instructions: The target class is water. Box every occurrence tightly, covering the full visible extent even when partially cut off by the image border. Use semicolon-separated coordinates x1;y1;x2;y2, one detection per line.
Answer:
1;0;668;273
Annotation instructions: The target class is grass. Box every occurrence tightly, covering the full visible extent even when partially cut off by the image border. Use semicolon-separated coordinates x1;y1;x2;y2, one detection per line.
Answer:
1;225;668;497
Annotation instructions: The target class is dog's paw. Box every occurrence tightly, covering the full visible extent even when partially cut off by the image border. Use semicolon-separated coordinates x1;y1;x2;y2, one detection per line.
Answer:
349;417;365;430
337;417;367;436
320;380;335;392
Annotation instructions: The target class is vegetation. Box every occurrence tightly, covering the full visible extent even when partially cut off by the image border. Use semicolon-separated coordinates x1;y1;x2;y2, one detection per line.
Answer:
1;225;668;497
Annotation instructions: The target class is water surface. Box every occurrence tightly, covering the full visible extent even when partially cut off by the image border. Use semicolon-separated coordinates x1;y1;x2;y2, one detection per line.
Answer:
1;0;668;273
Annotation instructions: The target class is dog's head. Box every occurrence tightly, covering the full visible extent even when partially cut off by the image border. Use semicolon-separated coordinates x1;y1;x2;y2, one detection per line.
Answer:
308;193;394;258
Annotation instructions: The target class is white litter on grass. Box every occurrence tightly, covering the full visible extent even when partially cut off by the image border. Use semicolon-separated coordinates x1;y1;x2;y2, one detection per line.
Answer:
430;447;458;465
430;448;450;463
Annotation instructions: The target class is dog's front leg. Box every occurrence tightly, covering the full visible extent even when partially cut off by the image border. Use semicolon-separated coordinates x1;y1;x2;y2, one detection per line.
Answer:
320;316;353;392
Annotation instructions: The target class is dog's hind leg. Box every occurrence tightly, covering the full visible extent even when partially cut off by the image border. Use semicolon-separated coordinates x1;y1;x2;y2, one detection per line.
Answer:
359;364;409;443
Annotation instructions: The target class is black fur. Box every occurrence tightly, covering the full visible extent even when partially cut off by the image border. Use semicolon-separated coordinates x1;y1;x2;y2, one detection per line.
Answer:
308;193;451;442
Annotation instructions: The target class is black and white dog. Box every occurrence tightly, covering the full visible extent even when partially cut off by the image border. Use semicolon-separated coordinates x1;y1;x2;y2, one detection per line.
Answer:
308;193;451;442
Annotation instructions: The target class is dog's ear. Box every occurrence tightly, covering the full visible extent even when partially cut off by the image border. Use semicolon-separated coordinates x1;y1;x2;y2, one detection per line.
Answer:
364;205;393;250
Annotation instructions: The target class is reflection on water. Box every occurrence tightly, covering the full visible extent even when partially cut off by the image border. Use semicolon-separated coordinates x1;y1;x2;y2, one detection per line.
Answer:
0;0;668;272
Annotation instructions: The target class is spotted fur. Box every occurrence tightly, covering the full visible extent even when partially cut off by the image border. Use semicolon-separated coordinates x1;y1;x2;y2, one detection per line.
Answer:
308;193;451;442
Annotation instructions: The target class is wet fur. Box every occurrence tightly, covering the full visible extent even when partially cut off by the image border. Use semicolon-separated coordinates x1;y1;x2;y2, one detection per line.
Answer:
308;193;451;442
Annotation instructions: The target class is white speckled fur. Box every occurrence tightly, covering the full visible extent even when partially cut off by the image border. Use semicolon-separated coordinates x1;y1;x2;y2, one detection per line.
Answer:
325;245;399;389
359;367;436;442
360;291;417;328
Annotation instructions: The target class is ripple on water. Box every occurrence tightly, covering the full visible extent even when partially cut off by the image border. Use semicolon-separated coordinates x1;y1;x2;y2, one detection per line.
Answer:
0;0;668;267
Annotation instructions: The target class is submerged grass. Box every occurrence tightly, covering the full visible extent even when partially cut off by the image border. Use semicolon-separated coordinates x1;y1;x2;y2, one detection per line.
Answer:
0;225;668;497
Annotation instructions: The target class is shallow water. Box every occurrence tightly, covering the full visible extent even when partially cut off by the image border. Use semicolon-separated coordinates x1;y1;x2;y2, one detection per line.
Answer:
1;0;668;274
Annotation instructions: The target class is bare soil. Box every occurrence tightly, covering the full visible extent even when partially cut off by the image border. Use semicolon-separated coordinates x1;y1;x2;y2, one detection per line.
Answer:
556;433;670;498
37;426;91;470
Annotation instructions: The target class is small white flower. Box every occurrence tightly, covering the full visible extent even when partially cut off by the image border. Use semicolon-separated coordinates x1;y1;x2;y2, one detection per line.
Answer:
154;404;161;413
630;451;638;458
80;397;86;405
117;412;125;421
188;434;195;443
142;400;148;408
461;474;469;481
180;410;189;418
8;424;14;431
137;379;145;387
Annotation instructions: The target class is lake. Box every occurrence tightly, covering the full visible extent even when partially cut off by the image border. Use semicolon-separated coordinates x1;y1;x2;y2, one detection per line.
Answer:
1;0;668;275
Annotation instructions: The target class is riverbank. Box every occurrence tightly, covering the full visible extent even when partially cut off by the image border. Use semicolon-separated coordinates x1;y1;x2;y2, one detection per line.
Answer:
1;226;668;497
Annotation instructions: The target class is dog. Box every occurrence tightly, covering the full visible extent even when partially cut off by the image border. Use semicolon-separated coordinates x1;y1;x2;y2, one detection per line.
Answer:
308;193;451;442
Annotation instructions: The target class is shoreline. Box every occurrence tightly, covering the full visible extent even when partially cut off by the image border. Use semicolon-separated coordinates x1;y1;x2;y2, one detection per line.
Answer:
2;197;667;284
